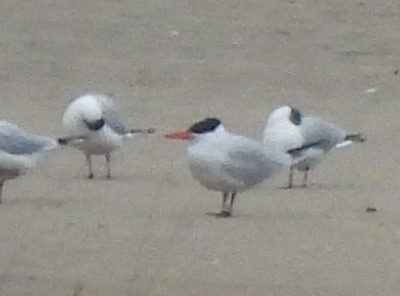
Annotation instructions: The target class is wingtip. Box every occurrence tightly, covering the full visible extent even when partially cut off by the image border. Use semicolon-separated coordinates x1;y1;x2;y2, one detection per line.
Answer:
359;134;367;142
345;133;366;143
147;128;156;134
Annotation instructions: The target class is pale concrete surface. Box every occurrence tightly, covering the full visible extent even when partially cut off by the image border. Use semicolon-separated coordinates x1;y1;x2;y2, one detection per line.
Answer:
0;0;400;295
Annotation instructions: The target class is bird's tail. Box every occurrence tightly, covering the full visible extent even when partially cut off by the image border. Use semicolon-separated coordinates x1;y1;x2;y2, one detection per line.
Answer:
33;136;62;151
335;133;366;149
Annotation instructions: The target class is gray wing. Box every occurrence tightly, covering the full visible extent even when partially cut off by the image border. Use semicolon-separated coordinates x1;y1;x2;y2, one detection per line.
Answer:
102;107;126;134
0;121;56;155
300;117;346;152
95;95;127;134
223;138;282;188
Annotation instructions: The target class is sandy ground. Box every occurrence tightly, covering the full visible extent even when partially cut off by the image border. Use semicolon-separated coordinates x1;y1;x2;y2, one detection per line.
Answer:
0;0;400;295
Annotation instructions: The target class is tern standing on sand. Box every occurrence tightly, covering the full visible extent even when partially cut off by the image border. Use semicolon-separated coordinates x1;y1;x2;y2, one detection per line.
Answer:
0;120;58;203
263;106;365;188
166;117;289;217
59;94;155;179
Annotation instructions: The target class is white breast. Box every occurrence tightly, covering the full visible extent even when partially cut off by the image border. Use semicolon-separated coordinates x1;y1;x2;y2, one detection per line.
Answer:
187;141;242;193
74;126;124;155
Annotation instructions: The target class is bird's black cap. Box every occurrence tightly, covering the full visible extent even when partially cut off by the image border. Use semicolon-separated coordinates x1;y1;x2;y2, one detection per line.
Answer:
189;118;221;134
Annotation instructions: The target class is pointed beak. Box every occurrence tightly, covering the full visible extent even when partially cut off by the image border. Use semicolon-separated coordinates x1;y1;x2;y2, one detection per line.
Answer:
165;130;191;140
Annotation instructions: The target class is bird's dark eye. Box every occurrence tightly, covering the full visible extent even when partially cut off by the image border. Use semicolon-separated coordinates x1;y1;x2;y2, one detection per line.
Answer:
290;108;302;125
85;118;105;131
189;118;221;134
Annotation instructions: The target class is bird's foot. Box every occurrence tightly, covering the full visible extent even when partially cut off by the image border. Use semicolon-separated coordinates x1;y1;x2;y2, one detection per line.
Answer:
207;211;231;218
280;185;308;190
87;173;94;179
106;174;112;180
280;185;294;190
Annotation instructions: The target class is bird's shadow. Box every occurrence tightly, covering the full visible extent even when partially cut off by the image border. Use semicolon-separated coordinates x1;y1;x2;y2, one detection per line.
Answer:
5;197;66;209
278;182;356;191
278;185;307;190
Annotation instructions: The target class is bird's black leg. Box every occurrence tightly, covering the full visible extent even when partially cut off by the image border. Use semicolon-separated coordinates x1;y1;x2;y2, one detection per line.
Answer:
0;182;3;204
285;165;295;189
301;167;309;187
106;153;112;179
86;154;94;179
216;192;233;217
207;192;231;218
222;192;228;210
229;193;236;213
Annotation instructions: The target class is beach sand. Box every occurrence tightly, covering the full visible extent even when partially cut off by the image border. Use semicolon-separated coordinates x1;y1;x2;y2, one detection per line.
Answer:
0;0;399;295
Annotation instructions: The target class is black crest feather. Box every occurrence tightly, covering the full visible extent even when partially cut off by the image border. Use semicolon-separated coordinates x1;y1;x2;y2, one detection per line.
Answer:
189;118;221;134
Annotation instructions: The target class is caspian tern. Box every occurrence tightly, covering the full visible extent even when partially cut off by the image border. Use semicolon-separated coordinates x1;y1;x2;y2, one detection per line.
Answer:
0;120;59;203
263;106;365;188
58;94;155;179
166;117;289;217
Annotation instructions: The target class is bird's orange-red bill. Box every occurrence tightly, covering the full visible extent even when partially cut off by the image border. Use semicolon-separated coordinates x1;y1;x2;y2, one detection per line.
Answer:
165;130;191;140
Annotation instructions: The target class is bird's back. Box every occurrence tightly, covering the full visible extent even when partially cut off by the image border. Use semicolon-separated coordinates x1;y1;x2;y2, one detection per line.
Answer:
102;106;126;135
0;121;57;156
300;117;346;152
0;121;57;172
223;136;285;189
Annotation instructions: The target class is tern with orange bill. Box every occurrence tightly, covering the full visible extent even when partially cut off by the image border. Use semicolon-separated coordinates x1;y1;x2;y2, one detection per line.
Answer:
165;117;290;217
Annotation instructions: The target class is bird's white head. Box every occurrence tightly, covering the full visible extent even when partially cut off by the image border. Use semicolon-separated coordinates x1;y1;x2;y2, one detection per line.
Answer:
263;105;304;150
165;118;224;141
62;94;106;133
266;105;303;127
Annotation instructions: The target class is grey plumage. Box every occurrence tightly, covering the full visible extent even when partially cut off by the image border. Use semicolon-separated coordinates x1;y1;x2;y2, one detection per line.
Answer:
183;123;287;216
300;117;347;152
223;142;283;190
289;117;366;169
287;117;347;167
0;120;58;203
0;121;56;155
263;106;365;188
102;104;126;135
61;94;155;179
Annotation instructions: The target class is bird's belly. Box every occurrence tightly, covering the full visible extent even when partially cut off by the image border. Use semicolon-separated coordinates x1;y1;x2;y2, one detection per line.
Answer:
188;158;240;193
76;131;123;155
